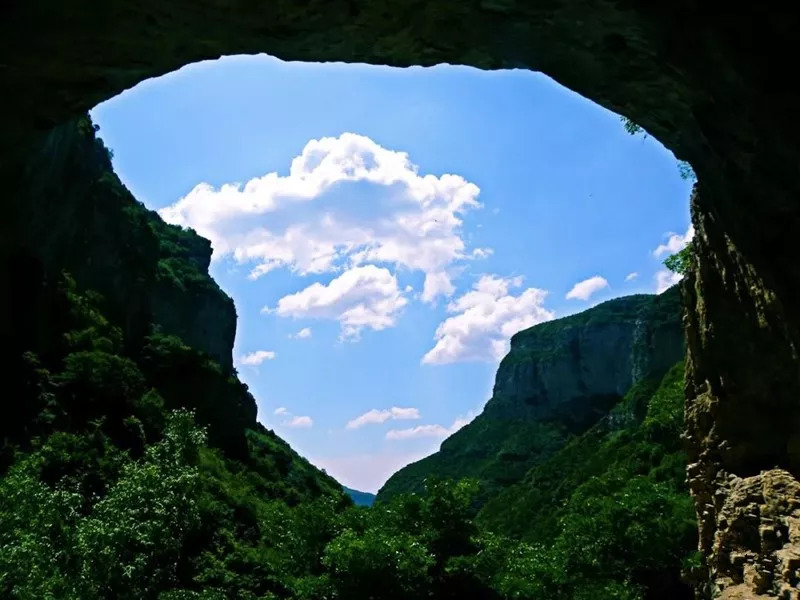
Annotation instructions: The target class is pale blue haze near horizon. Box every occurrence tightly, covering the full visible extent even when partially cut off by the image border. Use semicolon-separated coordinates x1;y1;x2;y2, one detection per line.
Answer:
91;54;693;493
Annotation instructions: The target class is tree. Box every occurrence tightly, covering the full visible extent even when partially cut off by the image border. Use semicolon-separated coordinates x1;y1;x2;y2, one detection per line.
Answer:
73;410;206;599
620;116;647;138
677;161;697;183
0;410;207;600
663;242;694;275
322;528;433;600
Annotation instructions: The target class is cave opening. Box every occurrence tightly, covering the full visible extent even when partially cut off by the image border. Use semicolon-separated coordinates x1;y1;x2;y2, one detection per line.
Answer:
2;5;799;598
86;54;695;493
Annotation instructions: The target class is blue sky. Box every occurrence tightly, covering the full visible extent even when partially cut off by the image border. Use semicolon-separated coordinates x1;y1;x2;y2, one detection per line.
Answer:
91;55;693;492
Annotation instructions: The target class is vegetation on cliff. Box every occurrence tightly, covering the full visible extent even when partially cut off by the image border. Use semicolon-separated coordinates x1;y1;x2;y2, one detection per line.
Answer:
1;116;696;599
377;286;683;503
478;363;697;597
372;283;695;598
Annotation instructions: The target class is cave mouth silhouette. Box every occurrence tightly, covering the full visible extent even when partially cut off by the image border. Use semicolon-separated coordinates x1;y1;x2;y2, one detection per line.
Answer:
2;6;799;595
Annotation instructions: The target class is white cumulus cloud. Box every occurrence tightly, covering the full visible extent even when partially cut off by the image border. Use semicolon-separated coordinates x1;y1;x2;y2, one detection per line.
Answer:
239;350;276;365
655;269;683;293
565;275;609;301
653;224;695;258
471;248;493;259
346;407;421;430
652;223;694;293
625;272;638;282
158;133;484;303
422;274;554;365
386;412;476;441
291;327;313;339
265;265;408;340
285;415;313;428
421;271;456;304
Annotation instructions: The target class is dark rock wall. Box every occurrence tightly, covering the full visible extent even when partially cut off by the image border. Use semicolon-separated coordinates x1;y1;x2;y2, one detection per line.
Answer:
378;287;684;502
2;3;799;596
684;188;800;598
492;289;684;428
2;117;237;370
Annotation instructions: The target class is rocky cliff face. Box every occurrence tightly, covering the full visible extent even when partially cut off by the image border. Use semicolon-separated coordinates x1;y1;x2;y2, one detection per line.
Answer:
377;286;684;502
683;188;800;599
492;289;684;429
3;116;236;371
0;115;253;457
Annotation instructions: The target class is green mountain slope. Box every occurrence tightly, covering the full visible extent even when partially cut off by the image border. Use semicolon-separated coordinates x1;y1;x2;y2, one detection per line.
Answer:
377;287;684;504
477;362;697;599
478;363;692;538
0;114;696;600
0;116;353;597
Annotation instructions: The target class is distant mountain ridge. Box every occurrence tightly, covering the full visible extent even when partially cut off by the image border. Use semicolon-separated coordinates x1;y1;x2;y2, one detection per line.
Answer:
343;486;376;507
376;286;684;504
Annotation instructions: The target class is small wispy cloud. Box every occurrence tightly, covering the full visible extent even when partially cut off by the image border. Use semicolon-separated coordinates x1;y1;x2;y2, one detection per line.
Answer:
653;225;695;258
271;407;312;428
625;272;638;282
286;415;313;428
291;327;313;339
471;248;493;259
652;224;694;293
239;350;276;365
346;407;421;430
655;270;682;294
565;275;609;301
385;412;476;441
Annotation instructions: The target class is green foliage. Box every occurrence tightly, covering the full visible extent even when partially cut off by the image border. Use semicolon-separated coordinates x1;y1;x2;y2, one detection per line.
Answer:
379;287;683;506
2;272;352;599
138;331;254;457
664;241;694;275
0;411;205;599
478;364;696;599
322;529;434;599
378;418;568;505
621;116;646;137
72;410;205;599
677;161;697;182
0;452;82;599
59;351;146;407
2;271;695;600
620;117;697;184
149;216;220;295
3;113;698;599
59;273;124;353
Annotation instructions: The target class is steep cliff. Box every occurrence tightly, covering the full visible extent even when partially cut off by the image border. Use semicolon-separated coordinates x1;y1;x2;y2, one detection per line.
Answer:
683;189;800;599
0;112;367;596
377;286;684;503
480;362;697;598
0;114;343;482
4;116;236;370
